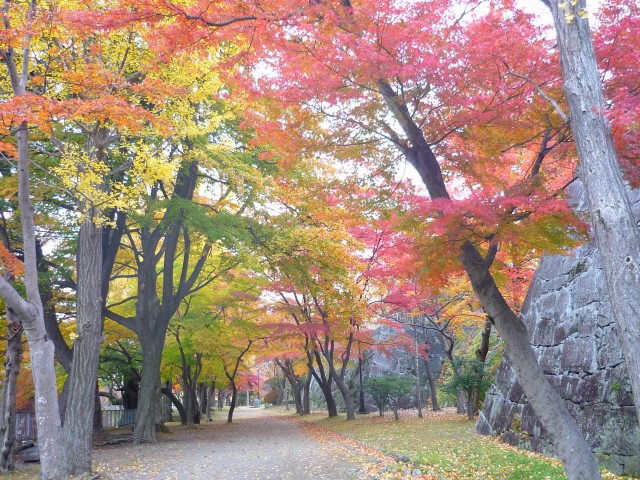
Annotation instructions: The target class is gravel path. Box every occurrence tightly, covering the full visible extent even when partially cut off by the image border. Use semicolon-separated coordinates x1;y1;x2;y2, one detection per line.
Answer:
92;407;368;479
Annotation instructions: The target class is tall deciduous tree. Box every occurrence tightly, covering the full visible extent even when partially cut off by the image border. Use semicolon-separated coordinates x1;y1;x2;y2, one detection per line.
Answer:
544;0;640;425
104;71;269;440
0;2;67;477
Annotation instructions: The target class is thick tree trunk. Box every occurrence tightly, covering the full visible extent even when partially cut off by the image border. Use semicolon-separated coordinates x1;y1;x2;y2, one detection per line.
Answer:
332;372;356;420
133;333;164;443
62;217;103;475
122;377;139;410
0;311;22;471
184;385;199;428
321;383;338;417
546;0;640;426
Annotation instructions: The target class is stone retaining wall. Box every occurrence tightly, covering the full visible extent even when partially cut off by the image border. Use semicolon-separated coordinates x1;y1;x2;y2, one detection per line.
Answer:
476;182;640;475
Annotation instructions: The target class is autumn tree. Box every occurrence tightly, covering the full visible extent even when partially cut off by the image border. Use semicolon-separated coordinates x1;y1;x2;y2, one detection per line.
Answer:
221;1;606;477
103;57;272;440
256;173;384;420
0;2;68;476
201;282;269;423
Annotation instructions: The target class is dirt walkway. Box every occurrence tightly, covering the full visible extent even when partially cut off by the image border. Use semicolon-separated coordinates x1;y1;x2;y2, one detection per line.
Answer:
92;407;368;479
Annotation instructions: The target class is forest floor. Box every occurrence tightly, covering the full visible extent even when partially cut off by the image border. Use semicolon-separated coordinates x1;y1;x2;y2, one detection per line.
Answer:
4;406;627;479
91;406;372;480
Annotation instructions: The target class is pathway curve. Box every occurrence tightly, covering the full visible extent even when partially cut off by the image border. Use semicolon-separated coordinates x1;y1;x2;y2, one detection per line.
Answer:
93;407;368;479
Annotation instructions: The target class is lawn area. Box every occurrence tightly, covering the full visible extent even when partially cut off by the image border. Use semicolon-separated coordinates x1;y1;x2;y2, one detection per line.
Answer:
305;408;626;480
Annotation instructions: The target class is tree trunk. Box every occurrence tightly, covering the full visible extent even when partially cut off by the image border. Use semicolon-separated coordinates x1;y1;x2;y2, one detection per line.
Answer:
284;382;290;411
276;376;285;406
302;370;311;415
228;382;238;423
414;325;423;418
93;385;103;437
471;318;492;417
357;357;367;414
547;0;640;427
198;383;207;416
0;119;67;480
309;352;337;417
392;405;400;421
466;394;475;421
122;377;139;410
184;380;195;428
425;365;439;412
440;332;465;413
161;380;173;423
459;241;601;479
456;390;467;414
0;16;64;479
161;387;186;424
206;381;215;420
331;372;356;420
133;333;164;443
62;216;104;475
217;390;224;410
321;383;338;417
0;310;22;471
291;379;303;414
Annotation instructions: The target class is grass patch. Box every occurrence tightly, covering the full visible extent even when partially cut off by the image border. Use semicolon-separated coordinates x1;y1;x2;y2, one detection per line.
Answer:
0;463;40;479
305;409;625;480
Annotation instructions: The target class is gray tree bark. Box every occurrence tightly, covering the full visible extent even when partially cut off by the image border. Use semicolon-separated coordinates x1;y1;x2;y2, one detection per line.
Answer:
545;0;640;426
61;215;103;475
134;331;164;442
205;381;215;420
0;13;66;474
0;308;22;471
302;367;312;415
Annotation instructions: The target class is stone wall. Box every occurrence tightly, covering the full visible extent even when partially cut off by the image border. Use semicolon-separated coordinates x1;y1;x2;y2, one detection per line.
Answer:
476;181;640;476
